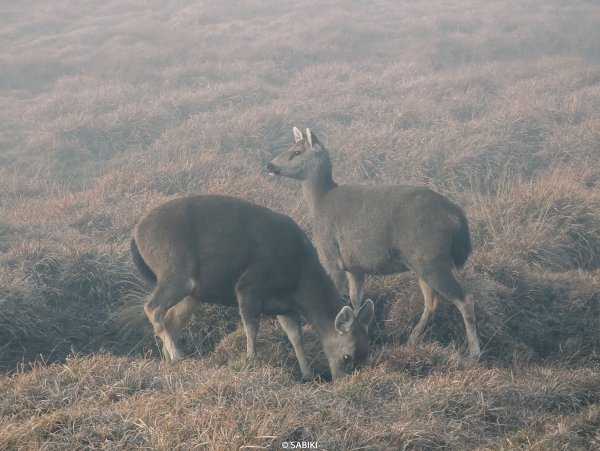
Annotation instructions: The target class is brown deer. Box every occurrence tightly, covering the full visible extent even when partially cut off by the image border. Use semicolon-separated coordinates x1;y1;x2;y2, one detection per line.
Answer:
131;194;374;380
266;128;480;357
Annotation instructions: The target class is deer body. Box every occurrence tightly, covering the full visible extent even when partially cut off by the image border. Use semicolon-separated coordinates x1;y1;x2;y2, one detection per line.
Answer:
267;128;480;357
131;195;374;381
312;184;469;274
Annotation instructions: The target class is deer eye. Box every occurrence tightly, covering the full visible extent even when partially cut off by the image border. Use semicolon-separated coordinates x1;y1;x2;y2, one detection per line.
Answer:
342;355;354;372
292;150;302;156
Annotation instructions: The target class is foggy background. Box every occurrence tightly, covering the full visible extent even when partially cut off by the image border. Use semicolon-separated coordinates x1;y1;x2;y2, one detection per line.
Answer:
1;0;600;448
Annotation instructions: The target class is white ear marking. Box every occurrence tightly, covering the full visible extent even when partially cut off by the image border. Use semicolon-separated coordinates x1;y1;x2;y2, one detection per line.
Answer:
293;127;303;142
335;305;355;334
306;128;313;149
357;299;375;332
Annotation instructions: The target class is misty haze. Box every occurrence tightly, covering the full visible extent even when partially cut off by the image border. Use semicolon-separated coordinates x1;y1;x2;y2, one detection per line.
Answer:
1;0;600;448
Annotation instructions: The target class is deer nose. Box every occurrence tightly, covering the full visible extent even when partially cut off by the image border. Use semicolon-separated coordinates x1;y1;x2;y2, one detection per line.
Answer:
265;163;279;174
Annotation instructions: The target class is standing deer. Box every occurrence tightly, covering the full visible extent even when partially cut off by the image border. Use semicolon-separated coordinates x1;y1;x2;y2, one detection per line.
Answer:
131;194;374;381
266;128;480;357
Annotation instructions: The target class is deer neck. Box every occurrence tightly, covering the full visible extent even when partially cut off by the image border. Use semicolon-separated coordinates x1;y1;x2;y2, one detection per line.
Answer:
295;261;345;341
301;154;336;215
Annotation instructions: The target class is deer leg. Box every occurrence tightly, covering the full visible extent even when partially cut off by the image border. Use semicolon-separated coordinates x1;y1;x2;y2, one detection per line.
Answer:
420;266;481;357
144;277;191;362
163;296;201;358
408;278;439;345
451;294;480;357
346;271;365;311
324;261;347;297
235;280;262;358
277;313;312;381
239;306;260;358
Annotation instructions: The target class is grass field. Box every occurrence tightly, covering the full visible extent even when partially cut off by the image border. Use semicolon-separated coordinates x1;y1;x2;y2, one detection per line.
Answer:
1;0;600;448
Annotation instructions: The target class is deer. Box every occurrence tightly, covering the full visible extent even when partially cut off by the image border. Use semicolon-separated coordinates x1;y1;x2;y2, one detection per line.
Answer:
266;128;480;357
131;194;374;381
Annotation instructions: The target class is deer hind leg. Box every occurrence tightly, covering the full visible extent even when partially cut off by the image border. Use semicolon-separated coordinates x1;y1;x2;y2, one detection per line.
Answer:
452;293;480;357
163;296;201;359
144;276;192;362
346;271;365;311
408;278;439;345
420;266;481;357
277;313;312;381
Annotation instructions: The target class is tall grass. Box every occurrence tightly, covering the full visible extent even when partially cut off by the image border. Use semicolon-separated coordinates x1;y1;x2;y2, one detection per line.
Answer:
1;0;600;447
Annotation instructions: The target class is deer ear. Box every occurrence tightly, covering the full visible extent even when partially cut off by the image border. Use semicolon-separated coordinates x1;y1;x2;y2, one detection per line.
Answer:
335;306;355;334
306;128;323;151
293;127;303;142
357;299;375;331
305;128;313;149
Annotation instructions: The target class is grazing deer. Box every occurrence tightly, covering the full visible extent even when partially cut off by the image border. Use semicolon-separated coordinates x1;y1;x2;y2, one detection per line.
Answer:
266;128;480;357
131;194;374;380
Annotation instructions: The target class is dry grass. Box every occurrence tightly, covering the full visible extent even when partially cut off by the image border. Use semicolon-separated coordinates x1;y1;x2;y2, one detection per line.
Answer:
1;0;600;448
1;351;600;450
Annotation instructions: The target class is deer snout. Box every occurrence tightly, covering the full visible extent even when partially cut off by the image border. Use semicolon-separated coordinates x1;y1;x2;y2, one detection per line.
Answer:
265;162;280;175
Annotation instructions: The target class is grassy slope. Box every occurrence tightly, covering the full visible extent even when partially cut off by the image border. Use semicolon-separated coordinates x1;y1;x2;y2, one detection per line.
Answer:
1;0;600;448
